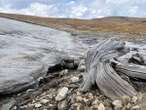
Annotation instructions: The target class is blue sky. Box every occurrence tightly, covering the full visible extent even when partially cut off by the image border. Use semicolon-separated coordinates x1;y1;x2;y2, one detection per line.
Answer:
0;0;146;19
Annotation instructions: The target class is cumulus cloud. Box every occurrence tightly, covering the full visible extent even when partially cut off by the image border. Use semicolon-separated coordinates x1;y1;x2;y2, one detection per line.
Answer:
0;0;146;19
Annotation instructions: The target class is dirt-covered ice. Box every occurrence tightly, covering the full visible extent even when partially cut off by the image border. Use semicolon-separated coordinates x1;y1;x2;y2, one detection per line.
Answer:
0;17;89;94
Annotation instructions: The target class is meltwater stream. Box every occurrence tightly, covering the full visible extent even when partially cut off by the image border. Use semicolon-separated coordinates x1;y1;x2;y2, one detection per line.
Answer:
0;17;91;94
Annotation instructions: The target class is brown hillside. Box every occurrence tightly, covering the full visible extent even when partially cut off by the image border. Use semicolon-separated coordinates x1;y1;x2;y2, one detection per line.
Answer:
0;13;146;35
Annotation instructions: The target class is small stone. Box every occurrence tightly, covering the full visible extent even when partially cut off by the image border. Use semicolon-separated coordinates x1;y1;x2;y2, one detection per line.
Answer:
34;103;42;108
64;69;68;74
78;65;86;72
103;99;111;106
12;106;17;110
58;100;67;110
131;96;138;104
92;99;99;105
98;103;105;110
76;96;83;102
20;105;27;109
91;105;98;110
126;103;131;109
88;93;94;99
73;103;84;110
37;77;44;82
46;94;53;99
76;91;81;95
60;69;68;76
88;92;93;96
131;105;141;110
121;96;131;105
49;104;53;107
71;76;79;83
27;104;34;107
112;100;122;110
82;98;89;103
79;59;85;65
40;99;49;104
55;87;69;101
32;100;35;103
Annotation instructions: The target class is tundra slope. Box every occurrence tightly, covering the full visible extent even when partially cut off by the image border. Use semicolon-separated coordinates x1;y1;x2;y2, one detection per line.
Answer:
1;13;146;36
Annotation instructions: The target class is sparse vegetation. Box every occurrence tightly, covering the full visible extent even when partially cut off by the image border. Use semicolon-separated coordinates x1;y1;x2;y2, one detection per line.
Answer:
1;13;146;35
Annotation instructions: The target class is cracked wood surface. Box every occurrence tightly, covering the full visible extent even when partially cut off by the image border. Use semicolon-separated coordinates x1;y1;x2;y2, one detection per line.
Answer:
81;38;146;100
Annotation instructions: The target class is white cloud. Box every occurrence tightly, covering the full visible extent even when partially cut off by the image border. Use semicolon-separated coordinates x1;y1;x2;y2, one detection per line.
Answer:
128;6;139;16
20;3;50;16
70;5;88;17
0;2;58;17
0;0;146;19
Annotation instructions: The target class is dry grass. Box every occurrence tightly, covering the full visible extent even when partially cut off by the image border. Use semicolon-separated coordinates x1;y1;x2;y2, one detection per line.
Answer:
0;13;146;35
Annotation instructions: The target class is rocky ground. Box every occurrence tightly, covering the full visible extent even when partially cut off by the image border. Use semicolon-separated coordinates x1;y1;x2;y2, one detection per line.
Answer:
1;58;142;110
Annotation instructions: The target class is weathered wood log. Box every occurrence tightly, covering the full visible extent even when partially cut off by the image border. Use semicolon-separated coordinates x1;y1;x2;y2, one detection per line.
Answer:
115;52;146;79
94;61;136;100
116;63;146;79
80;38;146;100
81;38;125;92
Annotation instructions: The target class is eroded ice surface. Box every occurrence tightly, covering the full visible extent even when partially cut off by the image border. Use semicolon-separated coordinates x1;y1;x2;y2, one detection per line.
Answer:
0;17;88;94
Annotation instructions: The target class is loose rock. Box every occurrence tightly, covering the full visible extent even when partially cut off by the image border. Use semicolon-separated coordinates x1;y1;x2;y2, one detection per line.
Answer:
64;69;69;74
131;96;138;104
98;103;105;110
78;65;86;72
131;105;141;110
75;96;83;102
112;100;122;110
40;99;49;104
58;100;67;110
126;103;131;109
92;99;99;105
55;87;69;101
60;69;69;76
121;96;131;105
34;103;42;108
71;76;79;83
79;59;85;65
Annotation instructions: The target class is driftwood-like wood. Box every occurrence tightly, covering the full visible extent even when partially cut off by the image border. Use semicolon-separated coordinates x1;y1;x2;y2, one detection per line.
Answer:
81;38;146;100
116;64;146;79
115;52;146;79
